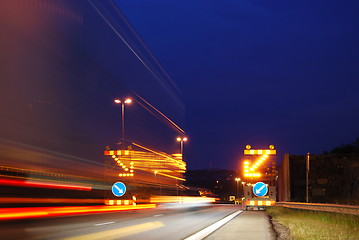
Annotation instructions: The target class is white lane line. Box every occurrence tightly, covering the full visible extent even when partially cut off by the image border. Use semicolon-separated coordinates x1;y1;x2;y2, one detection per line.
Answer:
153;214;164;217
184;210;243;240
94;222;115;226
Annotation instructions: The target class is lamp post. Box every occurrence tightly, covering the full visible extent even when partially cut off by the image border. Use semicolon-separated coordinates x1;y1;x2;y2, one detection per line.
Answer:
114;98;132;140
241;181;245;198
176;137;187;196
306;152;310;203
235;178;241;199
176;137;187;161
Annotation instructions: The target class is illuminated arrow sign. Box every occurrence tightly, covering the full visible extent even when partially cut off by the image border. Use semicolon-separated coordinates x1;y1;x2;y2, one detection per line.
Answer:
112;182;126;197
253;182;268;197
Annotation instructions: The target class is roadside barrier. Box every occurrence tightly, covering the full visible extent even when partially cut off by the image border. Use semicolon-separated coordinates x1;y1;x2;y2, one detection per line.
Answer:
276;202;359;215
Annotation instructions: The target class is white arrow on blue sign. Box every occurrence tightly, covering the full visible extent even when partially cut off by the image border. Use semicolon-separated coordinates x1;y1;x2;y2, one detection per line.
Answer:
253;182;268;197
112;182;126;197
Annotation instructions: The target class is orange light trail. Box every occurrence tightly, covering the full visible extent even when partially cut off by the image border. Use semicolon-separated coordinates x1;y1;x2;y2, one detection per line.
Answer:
134;94;185;134
0;178;92;191
104;145;186;187
0;198;105;204
150;196;216;204
0;204;156;221
131;142;186;167
154;172;186;181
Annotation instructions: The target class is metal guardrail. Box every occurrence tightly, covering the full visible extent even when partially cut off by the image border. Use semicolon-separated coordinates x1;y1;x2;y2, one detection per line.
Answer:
276;202;359;215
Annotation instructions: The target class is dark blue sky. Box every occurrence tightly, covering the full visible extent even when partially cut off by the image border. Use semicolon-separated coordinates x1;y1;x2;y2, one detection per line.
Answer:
115;0;359;170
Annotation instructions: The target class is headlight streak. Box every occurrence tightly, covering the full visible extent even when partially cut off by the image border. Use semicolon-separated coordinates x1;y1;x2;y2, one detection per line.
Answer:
0;204;156;221
150;196;216;204
0;178;92;191
134;94;185;134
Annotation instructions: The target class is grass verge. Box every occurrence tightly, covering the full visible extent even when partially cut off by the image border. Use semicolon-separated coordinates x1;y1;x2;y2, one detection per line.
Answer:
266;206;359;240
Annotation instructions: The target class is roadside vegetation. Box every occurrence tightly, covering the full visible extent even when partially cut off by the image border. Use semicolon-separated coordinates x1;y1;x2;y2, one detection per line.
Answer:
267;206;359;240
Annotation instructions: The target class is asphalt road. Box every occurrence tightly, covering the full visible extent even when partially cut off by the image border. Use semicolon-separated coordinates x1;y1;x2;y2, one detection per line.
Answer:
0;204;274;240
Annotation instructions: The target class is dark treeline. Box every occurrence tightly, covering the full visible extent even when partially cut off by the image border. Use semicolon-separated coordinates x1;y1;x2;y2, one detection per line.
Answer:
289;137;359;204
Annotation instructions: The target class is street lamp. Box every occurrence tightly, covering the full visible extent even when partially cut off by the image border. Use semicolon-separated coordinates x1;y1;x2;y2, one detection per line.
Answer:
176;137;188;161
235;178;241;198
175;137;187;196
114;98;132;140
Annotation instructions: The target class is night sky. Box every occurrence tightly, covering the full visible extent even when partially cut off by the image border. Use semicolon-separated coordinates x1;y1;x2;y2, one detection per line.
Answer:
120;1;359;170
0;1;358;172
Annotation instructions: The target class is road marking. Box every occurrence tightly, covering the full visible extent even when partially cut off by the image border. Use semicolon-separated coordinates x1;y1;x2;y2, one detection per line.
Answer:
153;214;163;217
184;210;242;240
94;222;115;226
63;221;164;240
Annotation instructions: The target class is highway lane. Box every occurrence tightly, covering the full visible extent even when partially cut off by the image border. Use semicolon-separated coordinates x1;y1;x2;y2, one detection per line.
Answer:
0;204;242;240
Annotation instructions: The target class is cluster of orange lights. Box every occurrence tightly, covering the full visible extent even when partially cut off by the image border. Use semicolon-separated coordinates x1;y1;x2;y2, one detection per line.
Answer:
118;173;134;177
105;146;186;184
244;172;262;178
112;155;134;177
244;145;276;155
243;154;269;178
243;145;276;178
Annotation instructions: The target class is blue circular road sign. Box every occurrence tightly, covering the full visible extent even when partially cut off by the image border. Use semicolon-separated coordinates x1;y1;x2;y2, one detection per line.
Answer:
253;182;268;197
112;182;126;197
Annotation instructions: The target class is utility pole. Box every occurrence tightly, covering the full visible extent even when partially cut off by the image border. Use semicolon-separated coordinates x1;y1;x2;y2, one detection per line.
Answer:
306;152;310;203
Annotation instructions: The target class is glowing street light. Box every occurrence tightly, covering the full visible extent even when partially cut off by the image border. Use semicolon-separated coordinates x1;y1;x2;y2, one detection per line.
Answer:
176;137;187;161
114;98;132;139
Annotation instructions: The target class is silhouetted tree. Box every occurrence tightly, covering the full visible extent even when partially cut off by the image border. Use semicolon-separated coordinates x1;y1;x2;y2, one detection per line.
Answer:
331;137;359;156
